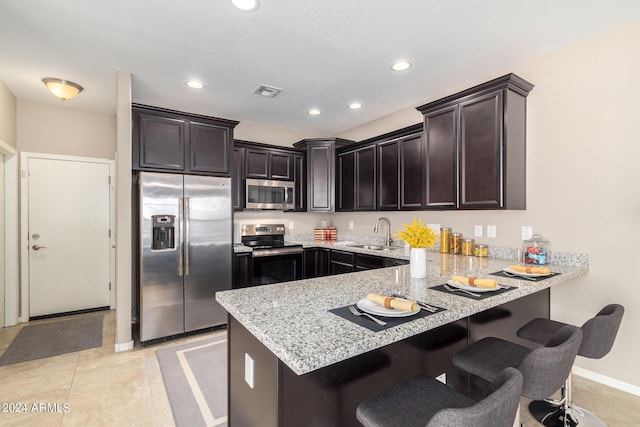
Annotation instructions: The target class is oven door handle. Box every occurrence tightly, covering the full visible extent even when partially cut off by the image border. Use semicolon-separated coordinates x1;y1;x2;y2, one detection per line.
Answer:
252;248;304;257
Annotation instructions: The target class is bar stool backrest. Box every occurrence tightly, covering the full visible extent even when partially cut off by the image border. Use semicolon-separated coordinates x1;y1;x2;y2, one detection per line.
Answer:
579;304;624;359
427;367;523;427
518;325;583;400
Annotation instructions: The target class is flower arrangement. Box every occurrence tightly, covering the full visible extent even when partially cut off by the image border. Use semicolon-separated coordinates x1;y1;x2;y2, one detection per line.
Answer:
394;217;437;248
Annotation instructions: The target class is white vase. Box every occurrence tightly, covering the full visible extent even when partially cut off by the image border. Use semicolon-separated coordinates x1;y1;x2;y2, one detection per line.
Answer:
410;247;427;278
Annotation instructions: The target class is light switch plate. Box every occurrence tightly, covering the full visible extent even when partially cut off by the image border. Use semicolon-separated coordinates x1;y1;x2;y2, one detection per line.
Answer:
487;225;497;238
244;353;254;389
474;225;483;237
522;226;533;240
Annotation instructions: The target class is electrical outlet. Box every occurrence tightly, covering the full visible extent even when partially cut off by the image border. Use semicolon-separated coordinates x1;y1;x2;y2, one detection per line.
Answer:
436;373;446;384
245;353;254;388
474;225;483;237
522;226;533;240
348;221;354;230
487;225;497;238
427;223;440;233
288;221;295;230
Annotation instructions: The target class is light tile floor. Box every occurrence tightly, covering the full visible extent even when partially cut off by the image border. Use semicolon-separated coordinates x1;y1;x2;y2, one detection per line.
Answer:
0;311;638;426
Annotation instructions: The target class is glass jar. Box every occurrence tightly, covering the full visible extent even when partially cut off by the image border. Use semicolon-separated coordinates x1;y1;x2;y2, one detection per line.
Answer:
474;244;488;257
461;238;474;256
440;228;451;253
450;232;462;254
523;235;549;265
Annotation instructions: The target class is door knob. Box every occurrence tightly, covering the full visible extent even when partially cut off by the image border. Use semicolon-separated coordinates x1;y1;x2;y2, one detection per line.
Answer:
32;245;47;250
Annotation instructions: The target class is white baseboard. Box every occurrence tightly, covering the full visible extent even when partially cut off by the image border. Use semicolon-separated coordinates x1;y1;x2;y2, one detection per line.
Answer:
572;366;640;397
114;340;134;352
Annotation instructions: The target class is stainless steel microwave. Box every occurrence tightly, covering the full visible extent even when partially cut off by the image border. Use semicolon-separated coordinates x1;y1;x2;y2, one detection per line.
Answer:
245;178;295;210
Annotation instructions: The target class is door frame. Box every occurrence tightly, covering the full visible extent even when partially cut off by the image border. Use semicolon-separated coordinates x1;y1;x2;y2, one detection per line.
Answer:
20;152;115;321
0;139;17;327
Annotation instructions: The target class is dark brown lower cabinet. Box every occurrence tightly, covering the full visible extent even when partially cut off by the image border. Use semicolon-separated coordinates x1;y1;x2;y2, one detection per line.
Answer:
303;248;329;279
233;252;252;288
227;289;548;427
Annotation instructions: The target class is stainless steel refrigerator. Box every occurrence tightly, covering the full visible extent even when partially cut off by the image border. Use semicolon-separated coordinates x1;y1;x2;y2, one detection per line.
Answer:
138;171;231;343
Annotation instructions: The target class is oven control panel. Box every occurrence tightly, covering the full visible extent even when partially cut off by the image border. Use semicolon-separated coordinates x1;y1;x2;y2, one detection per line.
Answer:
241;224;286;236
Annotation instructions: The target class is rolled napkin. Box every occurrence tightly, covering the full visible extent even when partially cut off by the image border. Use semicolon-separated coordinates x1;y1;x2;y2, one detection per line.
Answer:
366;293;417;313
451;275;498;289
508;265;551;275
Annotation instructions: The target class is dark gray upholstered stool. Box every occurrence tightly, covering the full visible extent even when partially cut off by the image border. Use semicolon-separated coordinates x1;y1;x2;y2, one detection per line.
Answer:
516;304;624;427
452;325;583;426
356;367;523;427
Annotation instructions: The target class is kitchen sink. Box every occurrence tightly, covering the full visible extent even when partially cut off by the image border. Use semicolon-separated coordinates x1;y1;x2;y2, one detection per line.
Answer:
349;244;403;251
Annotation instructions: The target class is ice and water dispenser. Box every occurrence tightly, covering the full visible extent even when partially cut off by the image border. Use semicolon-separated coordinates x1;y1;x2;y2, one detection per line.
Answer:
151;215;176;250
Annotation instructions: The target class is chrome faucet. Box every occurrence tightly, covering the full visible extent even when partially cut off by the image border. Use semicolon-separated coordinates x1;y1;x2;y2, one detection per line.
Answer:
374;217;393;247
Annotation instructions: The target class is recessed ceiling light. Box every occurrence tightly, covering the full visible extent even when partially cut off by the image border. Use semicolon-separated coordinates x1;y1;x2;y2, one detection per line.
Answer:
232;0;259;11
391;60;412;71
186;80;204;89
308;109;321;116
348;102;362;110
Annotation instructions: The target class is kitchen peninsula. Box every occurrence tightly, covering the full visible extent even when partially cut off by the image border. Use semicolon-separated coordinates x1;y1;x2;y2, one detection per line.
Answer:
216;249;588;427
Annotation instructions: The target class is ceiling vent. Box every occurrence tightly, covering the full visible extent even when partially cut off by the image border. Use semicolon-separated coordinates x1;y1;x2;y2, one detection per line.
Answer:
253;84;282;98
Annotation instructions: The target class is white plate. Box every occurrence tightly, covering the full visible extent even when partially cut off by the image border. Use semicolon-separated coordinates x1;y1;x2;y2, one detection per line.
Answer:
503;267;553;278
356;298;420;318
446;280;499;293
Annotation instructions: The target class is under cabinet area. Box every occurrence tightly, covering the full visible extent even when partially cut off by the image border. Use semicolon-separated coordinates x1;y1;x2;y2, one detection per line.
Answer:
132;104;238;176
418;73;533;210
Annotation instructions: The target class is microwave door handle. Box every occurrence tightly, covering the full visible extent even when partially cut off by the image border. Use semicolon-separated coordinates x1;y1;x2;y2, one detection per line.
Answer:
178;197;184;277
184;197;190;276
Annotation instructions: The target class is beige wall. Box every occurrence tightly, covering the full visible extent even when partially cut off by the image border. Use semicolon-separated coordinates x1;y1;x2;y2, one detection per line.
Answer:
17;101;116;159
0;81;17;148
331;21;640;387
234;119;321;147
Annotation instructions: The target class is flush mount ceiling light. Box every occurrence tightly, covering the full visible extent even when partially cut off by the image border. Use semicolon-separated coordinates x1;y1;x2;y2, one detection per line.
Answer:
186;80;205;89
308;108;321;116
232;0;259;11
42;78;83;101
390;60;412;71
348;102;362;110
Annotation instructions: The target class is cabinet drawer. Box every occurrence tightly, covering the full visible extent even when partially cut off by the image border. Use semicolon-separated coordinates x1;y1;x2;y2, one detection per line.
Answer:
330;250;355;265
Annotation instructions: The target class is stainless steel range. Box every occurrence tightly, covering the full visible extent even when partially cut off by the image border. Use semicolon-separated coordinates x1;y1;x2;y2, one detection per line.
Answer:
241;224;303;286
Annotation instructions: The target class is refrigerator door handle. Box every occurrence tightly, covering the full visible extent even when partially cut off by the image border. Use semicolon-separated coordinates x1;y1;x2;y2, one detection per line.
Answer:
184;196;191;276
178;197;184;277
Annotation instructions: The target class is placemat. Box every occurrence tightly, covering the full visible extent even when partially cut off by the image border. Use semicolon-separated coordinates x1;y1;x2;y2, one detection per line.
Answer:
329;304;445;332
431;284;515;300
489;270;562;282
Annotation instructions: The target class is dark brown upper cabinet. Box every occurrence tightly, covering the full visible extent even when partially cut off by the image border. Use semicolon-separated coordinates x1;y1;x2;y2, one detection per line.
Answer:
232;146;244;210
417;73;533;210
377;130;424;210
337;145;376;211
293;153;306;211
244;147;292;181
132;104;238;176
293;138;352;212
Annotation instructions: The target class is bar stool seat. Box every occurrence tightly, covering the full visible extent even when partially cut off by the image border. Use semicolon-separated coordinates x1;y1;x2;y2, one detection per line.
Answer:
356;367;523;427
516;304;624;427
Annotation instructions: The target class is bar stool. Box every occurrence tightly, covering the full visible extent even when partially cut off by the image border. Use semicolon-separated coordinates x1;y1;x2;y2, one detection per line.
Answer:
516;304;624;427
452;325;583;426
356;367;523;427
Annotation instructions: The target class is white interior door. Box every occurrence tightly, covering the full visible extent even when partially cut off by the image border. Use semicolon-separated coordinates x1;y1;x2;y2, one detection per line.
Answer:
27;156;111;318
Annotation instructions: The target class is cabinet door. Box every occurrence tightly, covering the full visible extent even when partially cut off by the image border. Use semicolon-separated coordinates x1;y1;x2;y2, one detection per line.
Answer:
293;154;306;211
355;146;376;210
232;147;244;210
137;113;186;171
459;91;503;209
308;143;334;211
377;140;399;210
424;105;458;209
337;152;355;211
245;149;269;178
270;152;292;180
399;134;424;209
189;121;231;175
233;253;253;288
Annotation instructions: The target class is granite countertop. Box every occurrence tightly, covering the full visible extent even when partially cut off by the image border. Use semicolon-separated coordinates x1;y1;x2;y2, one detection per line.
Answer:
217;250;588;376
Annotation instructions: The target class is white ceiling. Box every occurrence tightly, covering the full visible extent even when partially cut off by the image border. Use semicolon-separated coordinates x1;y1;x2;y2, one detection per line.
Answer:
2;0;640;135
